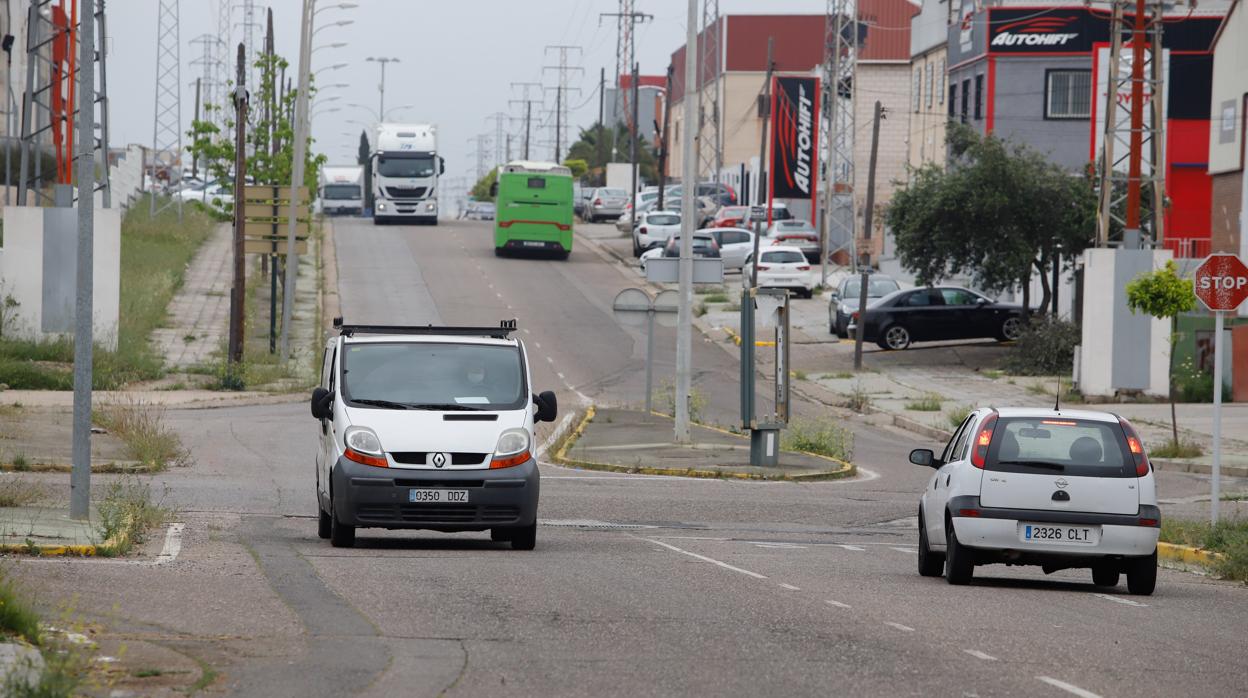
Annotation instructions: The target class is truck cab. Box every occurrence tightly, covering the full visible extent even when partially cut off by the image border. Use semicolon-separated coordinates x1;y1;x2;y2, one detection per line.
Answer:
371;123;445;225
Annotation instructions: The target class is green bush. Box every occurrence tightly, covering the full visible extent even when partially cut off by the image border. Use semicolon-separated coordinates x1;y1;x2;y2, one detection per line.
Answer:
782;419;854;462
1003;317;1079;376
1160;517;1248;582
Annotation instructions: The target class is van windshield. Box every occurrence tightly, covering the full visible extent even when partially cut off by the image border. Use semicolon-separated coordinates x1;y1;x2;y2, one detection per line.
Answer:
341;343;526;410
323;185;361;200
377;155;436;178
987;418;1135;478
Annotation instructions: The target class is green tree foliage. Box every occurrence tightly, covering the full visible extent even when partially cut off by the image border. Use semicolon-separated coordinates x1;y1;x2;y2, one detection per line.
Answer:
471;168;498;201
357;129;374;210
563;158;589;179
887;124;1097;313
566;122;657;186
1126;260;1199;445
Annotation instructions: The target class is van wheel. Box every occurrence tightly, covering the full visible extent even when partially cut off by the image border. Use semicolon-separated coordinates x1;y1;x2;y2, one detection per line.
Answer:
329;496;355;548
1092;565;1119;587
317;504;332;540
917;508;944;577
944;517;974;585
1126;550;1157;595
510;522;537;550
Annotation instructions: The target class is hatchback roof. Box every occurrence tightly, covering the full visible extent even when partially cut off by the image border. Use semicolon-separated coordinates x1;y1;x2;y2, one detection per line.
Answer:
987;407;1120;424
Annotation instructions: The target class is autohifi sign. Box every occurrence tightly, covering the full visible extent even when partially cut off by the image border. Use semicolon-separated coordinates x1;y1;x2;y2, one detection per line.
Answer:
1194;254;1248;312
769;75;820;201
988;9;1096;53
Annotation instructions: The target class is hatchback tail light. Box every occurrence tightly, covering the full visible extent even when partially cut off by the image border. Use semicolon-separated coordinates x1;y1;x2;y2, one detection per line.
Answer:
756;265;771;271
639;227;647;235
970;413;999;469
797;265;810;271
1119;417;1150;476
594;198;602;205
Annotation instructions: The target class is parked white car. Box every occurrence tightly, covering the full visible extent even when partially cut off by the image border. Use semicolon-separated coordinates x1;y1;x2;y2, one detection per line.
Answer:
741;246;815;298
706;227;755;271
631;211;681;256
764;219;821;263
175;180;233;211
911;407;1159;595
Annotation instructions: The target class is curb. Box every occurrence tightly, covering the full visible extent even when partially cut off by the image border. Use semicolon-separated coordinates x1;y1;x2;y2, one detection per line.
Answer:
550;406;857;482
0;461;159;474
0;514;131;557
1151;459;1248;479
1157;541;1227;567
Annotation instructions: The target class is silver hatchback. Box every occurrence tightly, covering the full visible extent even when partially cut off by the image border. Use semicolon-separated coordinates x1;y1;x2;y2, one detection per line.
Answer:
587;187;628;222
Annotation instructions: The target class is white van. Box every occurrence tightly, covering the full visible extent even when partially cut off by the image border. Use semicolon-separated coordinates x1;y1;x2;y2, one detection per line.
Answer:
311;320;558;549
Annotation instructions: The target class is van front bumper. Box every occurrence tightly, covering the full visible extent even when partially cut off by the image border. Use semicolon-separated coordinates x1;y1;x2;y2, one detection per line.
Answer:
331;456;539;531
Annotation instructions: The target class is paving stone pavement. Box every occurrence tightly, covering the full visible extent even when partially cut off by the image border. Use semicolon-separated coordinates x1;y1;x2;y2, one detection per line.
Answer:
152;222;232;370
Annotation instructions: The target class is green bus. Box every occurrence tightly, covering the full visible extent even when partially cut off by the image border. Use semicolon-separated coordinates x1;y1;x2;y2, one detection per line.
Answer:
492;161;574;259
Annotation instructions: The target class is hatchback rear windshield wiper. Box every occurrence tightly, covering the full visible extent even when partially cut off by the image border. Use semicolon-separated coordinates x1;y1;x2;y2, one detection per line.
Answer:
995;460;1066;471
349;398;414;410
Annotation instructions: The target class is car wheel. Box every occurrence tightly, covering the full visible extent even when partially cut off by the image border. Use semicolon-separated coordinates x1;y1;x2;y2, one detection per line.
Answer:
317;503;332;540
329;493;355;548
829;311;837;335
1125;550;1157;595
510;522;537;551
944;516;974;585
490;528;510;542
633;240;642;257
917;508;945;577
881;324;911;351
836;317;848;339
998;316;1024;342
1092;565;1120;588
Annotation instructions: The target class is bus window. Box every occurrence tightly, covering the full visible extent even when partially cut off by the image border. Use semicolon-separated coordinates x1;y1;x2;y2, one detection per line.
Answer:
527;177;547;189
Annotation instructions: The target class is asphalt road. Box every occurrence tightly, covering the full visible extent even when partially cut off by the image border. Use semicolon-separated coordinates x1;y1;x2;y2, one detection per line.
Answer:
10;217;1247;697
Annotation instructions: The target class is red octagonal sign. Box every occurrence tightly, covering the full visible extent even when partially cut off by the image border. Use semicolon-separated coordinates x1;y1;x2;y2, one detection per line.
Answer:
1194;253;1248;311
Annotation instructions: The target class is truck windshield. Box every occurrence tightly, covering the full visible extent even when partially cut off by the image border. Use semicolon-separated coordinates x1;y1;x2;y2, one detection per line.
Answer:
377;155;436;178
341;342;526;410
323;185;361;200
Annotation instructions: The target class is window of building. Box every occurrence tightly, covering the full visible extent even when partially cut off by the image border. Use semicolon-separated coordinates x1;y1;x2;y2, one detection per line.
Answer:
926;63;934;110
938;58;946;105
913;69;922;113
1045;70;1092;119
960;79;970;123
949;82;957;118
974;74;984;120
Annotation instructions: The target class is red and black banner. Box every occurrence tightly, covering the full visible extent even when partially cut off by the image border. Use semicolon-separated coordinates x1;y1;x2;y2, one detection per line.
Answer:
769;76;821;204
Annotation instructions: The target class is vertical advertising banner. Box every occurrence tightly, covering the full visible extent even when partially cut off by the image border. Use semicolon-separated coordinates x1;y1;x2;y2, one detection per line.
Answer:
769;76;821;216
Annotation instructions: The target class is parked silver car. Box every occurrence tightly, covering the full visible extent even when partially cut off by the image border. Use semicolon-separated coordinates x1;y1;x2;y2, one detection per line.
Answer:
586;187;629;222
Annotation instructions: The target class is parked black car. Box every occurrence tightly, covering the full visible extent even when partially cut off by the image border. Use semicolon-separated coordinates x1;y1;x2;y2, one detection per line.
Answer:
848;286;1025;350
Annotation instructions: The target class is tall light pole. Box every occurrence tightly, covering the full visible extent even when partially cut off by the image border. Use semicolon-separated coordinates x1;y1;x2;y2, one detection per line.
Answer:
676;0;698;443
366;56;400;121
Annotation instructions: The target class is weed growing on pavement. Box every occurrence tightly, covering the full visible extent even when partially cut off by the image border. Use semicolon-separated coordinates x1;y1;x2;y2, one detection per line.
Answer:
946;405;973;429
701;293;730;304
905;394;942;412
822;372;853;380
96;476;171;556
0;572;42;644
1160;517;1248;582
695;303;708;318
845;381;871;413
782;419;854;462
0;475;47;507
1149;440;1204;459
695;286;727;296
93;399;190;471
982;369;1004;380
11;453;29;471
791;370;807;381
659;380;707;423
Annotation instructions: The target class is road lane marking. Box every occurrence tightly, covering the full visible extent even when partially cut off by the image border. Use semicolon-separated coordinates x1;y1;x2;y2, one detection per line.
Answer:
825;600;851;609
884;622;915;632
841;465;881;483
155;523;186;564
545;356;554;364
1091;593;1148;608
1036;677;1103;698
836;544;866;552
640;537;768;580
557;372;566;379
534;342;542;348
536;412;575;458
778;583;801;591
751;542;806;549
963;649;997;661
890;547;917;554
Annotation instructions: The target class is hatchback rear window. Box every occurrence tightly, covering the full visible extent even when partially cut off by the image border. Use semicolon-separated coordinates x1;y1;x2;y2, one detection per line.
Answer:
986;418;1135;478
599;189;626;197
647;214;679;226
760;250;805;264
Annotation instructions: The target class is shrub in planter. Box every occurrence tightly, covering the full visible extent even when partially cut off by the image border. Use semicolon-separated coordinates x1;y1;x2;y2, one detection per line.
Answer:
1003;317;1080;376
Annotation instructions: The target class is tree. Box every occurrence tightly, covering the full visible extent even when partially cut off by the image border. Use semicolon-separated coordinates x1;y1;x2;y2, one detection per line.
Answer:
563;158;588;179
357;129;374;210
887;124;1097;314
565;122;657;186
471;168;498;201
1126;260;1198;447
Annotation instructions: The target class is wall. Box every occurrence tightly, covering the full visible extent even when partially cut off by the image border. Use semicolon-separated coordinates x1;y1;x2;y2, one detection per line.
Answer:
908;46;948;170
992;56;1094;172
1208;0;1246;263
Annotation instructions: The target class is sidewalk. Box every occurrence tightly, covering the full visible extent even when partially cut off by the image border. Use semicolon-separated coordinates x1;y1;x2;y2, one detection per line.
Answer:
151;221;233;371
555;407;854;481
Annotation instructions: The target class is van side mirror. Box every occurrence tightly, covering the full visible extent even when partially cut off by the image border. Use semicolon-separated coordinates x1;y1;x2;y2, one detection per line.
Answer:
534;390;558;423
311;387;333;420
909;448;937;468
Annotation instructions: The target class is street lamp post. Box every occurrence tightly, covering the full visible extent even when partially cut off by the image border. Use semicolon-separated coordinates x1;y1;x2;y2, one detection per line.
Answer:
348;102;414;122
366;57;400;121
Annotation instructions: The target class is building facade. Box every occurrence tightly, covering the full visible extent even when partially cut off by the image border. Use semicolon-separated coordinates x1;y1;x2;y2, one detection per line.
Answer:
1208;0;1246;262
908;0;950;170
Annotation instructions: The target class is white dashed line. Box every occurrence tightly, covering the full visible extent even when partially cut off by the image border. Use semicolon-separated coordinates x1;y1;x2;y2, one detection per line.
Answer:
155;523;185;564
890;547;918;555
963;649;997;661
884;622;915;633
825;600;851;609
534;342;542;348
836;544;866;552
557;372;565;379
640;537;769;580
1091;593;1148;608
545;356;554;364
778;583;801;591
1036;676;1103;698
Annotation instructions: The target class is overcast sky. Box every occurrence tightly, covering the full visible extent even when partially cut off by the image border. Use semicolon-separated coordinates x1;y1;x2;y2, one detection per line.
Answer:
108;0;827;186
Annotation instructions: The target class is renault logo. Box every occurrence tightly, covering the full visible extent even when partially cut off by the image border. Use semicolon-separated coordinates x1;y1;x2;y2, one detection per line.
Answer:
430;452;449;468
1055;477;1069;489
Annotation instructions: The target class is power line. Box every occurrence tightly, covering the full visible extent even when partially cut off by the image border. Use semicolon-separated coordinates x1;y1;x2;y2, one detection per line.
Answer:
543;45;584;162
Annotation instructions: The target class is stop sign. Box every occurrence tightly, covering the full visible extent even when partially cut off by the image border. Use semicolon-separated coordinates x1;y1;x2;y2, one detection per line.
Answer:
1194;253;1248;311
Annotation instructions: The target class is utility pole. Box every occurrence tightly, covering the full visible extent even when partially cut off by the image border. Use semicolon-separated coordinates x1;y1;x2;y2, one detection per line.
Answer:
280;0;313;360
657;64;673;211
598;67;606;125
509;81;542;160
543;45;583;164
629;62;640;209
601;3;653;129
554;86;563;162
853;101;882;371
486;112;508;169
191;78;201;179
149;0;182;220
826;0;859;272
751;37;774;289
70;0;97;521
229;43;247;367
676;0;698;444
265;7;277;353
698;0;722;184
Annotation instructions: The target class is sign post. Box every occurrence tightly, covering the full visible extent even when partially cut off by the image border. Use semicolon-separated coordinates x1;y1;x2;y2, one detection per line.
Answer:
612;288;679;419
1192;253;1248;523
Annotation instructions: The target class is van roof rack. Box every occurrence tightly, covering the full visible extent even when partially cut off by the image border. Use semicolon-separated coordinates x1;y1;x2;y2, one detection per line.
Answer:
334;317;517;339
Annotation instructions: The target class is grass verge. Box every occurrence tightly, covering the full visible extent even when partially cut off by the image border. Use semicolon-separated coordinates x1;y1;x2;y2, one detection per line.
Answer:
905;393;943;412
781;419;854;462
1150;439;1205;459
0;476;47;507
0;196;217;389
0;572;91;696
1160;518;1248;582
946;404;974;429
93;398;191;471
96;476;172;557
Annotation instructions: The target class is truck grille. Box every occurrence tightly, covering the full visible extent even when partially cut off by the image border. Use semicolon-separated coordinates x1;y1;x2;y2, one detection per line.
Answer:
386;186;427;199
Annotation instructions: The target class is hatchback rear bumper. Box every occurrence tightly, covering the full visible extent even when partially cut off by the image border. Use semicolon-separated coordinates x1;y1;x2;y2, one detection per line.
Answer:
949;495;1159;558
332;456;539;532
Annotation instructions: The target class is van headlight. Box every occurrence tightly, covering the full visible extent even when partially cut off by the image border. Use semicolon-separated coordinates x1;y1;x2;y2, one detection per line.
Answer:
490;428;530;469
343;427;387;467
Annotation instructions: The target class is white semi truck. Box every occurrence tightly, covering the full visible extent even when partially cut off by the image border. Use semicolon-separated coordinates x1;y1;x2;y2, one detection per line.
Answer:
318;165;365;216
370;123;444;225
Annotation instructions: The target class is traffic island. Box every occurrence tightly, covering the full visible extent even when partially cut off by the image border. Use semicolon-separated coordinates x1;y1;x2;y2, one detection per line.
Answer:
552;407;855;481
